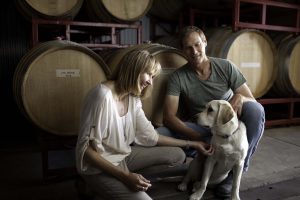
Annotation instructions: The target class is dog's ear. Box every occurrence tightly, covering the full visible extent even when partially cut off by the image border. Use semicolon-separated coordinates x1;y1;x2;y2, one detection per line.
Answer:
216;103;234;125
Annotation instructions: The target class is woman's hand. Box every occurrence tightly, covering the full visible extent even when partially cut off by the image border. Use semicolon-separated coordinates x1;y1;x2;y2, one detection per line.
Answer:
124;172;152;192
191;140;214;156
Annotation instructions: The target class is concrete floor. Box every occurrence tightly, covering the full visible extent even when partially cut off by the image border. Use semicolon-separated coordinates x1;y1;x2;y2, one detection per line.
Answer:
0;125;300;200
241;126;300;191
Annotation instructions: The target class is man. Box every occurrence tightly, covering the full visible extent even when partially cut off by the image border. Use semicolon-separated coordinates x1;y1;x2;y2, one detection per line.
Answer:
157;26;265;198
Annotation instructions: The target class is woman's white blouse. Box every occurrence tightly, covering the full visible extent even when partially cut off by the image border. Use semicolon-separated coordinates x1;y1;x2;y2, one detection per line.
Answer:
76;84;159;175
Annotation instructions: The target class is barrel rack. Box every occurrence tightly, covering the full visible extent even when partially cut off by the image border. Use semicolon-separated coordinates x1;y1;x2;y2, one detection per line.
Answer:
31;18;142;48
258;98;300;127
233;0;300;128
234;0;300;128
232;0;300;32
180;0;300;33
37;130;78;180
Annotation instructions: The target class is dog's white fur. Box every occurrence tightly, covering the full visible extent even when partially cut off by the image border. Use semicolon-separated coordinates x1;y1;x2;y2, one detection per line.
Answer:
178;100;248;200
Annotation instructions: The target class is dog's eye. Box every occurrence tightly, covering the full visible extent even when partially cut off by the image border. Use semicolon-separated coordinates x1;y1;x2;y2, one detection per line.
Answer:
208;106;213;113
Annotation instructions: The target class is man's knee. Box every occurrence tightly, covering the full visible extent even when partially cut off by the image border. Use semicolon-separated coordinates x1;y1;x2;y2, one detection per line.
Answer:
242;101;265;120
241;101;265;135
242;102;265;145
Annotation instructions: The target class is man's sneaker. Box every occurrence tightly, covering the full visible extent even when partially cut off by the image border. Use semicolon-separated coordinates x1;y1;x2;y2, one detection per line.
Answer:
214;172;233;198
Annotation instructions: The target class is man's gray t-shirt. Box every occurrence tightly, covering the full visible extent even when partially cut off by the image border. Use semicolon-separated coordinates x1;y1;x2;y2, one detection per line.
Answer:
167;57;246;120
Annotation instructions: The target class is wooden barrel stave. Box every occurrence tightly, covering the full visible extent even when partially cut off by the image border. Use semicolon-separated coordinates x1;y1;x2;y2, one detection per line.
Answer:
269;35;300;97
206;28;277;98
16;0;83;20
13;40;110;136
86;0;153;23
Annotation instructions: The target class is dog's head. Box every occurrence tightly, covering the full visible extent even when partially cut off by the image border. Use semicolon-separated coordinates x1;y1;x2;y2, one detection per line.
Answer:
195;100;238;138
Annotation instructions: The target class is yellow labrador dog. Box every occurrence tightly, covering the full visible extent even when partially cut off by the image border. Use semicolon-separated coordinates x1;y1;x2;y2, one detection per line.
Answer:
178;100;248;200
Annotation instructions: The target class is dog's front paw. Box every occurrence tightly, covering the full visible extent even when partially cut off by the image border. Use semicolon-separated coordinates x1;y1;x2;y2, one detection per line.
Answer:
177;182;188;191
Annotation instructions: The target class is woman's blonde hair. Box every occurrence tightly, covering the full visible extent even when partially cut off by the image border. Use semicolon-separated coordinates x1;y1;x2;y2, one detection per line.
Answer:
115;50;161;98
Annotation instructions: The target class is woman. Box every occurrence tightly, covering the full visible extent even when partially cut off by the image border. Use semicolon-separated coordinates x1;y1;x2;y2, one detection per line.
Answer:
76;50;213;200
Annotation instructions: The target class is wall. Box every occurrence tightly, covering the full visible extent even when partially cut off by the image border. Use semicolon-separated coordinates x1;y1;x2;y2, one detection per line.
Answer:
0;1;35;148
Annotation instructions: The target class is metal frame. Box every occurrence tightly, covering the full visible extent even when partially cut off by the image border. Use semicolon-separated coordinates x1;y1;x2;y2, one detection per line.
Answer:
38;130;77;180
232;0;300;127
232;0;300;32
32;18;142;48
258;98;300;128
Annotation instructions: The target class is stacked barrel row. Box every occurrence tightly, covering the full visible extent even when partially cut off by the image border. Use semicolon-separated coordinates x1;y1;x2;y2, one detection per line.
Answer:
16;0;232;23
13;28;300;137
12;1;300;137
15;0;184;23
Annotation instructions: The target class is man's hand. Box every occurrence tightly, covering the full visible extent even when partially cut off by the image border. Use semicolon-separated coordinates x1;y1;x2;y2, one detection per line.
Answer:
229;93;243;116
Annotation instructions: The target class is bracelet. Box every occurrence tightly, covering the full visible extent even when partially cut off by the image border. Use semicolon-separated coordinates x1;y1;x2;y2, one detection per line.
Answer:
185;140;190;150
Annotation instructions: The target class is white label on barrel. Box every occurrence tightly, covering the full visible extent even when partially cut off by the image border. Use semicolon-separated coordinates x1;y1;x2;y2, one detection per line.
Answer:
56;69;80;77
241;62;261;68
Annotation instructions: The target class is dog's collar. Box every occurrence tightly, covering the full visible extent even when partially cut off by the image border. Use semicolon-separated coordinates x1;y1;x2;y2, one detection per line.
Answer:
218;122;240;139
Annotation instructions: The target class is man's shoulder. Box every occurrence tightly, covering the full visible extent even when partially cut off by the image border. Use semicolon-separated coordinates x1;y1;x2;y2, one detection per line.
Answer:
209;57;230;65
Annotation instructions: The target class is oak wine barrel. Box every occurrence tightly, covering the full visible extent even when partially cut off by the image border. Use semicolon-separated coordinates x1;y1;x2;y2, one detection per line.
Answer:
15;0;83;20
13;40;110;136
206;28;277;98
85;0;153;23
269;35;300;97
